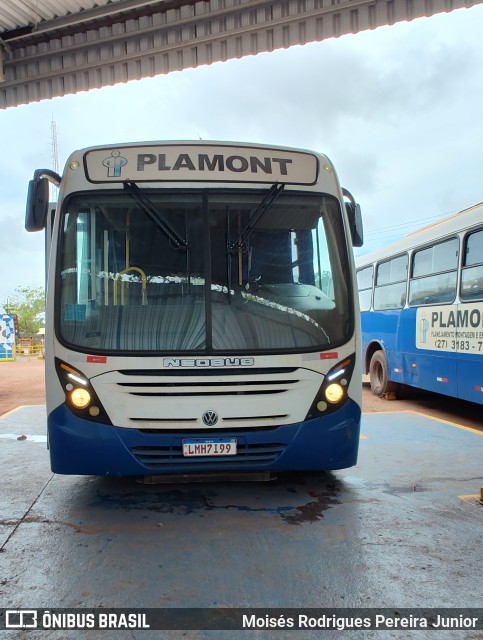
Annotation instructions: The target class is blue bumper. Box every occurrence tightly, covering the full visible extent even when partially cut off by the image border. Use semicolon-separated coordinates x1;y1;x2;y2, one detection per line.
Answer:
48;402;361;476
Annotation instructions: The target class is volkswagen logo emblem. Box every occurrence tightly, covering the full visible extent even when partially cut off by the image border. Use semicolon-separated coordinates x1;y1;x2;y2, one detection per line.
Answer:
202;410;219;426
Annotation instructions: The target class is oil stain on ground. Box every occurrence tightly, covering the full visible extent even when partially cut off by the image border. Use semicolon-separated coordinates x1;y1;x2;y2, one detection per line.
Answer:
280;489;341;525
87;476;343;525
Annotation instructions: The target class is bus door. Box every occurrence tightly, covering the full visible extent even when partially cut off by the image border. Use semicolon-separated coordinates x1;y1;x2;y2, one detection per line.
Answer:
457;229;483;402
454;301;483;403
415;305;458;397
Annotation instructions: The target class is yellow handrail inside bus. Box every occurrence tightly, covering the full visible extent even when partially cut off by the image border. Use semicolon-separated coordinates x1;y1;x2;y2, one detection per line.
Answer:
113;267;148;305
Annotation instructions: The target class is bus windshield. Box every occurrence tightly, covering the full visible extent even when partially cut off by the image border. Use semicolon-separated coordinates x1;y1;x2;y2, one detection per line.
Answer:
57;189;351;353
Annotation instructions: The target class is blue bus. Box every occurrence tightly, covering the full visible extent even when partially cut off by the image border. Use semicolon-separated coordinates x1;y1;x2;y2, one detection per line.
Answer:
356;202;483;404
26;141;364;477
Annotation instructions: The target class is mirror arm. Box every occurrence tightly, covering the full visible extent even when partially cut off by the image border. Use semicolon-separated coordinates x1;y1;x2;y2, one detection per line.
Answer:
33;168;61;187
342;187;355;209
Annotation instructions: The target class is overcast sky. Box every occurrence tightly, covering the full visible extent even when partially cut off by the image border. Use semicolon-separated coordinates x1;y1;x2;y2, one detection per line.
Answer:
1;5;483;312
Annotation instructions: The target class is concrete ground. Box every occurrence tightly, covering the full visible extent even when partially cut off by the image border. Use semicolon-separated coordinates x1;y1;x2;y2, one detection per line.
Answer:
0;403;482;639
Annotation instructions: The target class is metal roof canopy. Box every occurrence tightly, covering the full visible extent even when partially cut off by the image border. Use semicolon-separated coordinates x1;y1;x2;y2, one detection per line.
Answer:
0;0;479;108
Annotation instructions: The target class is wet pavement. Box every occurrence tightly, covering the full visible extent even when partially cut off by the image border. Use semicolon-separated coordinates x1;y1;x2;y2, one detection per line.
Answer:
0;406;482;638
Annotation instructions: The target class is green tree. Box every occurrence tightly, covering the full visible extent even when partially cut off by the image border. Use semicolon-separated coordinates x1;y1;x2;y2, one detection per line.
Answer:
4;286;45;337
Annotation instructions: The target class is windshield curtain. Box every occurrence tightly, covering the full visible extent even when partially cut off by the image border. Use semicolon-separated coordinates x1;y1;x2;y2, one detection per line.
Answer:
57;189;352;354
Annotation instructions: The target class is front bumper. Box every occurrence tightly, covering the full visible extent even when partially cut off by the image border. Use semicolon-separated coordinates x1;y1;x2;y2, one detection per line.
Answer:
48;401;361;476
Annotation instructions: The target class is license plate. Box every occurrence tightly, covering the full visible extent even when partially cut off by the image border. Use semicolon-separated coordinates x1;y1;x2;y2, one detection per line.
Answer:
182;437;237;457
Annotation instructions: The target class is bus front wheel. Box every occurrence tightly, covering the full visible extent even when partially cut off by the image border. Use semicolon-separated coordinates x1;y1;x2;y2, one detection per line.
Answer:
369;350;397;397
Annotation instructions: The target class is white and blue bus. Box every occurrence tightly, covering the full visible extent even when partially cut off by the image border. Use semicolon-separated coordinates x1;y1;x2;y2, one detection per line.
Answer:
356;202;483;404
26;141;363;477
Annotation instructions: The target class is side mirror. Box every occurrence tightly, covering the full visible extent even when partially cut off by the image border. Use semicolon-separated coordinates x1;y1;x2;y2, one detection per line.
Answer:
25;169;61;232
348;202;364;247
342;188;364;248
26;177;50;231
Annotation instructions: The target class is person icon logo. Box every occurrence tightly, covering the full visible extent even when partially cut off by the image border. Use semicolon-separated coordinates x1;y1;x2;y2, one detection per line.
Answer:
102;150;128;177
418;313;429;344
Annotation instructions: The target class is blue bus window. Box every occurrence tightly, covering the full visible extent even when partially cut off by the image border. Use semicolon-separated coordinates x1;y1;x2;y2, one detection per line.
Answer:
409;238;458;305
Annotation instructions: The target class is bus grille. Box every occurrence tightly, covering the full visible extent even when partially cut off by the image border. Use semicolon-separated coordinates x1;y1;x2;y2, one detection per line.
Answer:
117;367;298;396
131;442;285;467
92;366;323;429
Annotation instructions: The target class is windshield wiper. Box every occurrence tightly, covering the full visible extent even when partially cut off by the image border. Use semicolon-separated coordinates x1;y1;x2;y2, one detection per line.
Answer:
123;180;188;250
228;182;285;252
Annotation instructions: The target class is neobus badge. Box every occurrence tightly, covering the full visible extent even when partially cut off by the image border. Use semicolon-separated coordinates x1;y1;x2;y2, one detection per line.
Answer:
84;144;319;185
163;357;255;368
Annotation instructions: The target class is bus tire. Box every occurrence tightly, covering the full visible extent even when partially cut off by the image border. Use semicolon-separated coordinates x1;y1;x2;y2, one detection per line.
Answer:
369;350;397;397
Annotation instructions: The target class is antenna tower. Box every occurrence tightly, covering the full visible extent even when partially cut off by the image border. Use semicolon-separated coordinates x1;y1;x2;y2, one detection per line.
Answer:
50;117;59;201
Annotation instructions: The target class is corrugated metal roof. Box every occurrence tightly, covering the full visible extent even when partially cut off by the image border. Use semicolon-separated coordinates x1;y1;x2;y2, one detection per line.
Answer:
1;0;481;108
0;1;119;32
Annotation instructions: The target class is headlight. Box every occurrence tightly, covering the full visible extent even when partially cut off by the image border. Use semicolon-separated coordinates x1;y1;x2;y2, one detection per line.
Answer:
70;388;91;409
55;358;112;425
324;383;345;404
305;354;356;420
